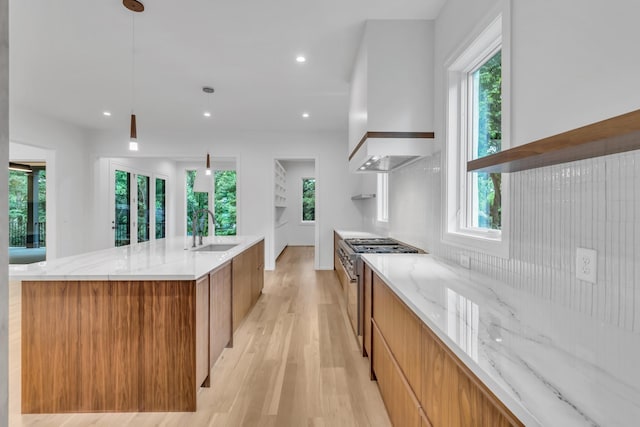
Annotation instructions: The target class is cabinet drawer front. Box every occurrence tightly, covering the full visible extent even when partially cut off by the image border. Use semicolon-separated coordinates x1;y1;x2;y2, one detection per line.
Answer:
372;322;421;427
372;274;422;397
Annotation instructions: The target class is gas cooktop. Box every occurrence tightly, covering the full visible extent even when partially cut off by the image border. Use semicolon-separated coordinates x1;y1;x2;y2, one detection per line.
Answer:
344;238;419;254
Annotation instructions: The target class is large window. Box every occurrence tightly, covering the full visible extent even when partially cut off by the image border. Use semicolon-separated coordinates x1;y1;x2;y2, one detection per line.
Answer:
444;6;510;257
186;170;209;236
302;178;315;222
214;170;237;235
186;169;237;236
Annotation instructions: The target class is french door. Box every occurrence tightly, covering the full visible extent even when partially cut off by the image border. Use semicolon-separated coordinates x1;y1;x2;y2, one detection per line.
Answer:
112;164;166;247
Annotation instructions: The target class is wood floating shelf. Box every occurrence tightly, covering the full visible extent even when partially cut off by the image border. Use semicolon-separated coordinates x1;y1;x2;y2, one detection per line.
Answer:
467;109;640;173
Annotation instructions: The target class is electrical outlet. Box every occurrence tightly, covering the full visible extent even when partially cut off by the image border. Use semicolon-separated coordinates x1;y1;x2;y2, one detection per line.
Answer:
576;248;597;283
460;254;471;269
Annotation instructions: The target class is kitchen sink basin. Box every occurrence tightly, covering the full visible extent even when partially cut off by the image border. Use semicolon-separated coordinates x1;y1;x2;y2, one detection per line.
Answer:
192;243;238;252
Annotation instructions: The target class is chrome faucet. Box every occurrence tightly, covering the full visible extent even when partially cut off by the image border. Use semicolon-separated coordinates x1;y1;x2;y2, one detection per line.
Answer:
191;208;216;247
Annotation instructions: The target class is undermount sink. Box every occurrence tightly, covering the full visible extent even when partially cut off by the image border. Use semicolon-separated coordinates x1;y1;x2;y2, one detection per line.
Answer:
192;243;238;252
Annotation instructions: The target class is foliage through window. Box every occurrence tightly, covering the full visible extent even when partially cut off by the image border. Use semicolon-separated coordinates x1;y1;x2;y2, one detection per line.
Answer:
302;178;315;222
155;178;166;239
469;50;502;230
8;168;46;248
214;170;237;235
186;169;237;236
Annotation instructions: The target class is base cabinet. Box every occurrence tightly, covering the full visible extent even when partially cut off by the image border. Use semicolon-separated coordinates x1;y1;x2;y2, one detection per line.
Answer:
210;262;232;372
232;240;265;332
366;263;523;427
372;321;421;427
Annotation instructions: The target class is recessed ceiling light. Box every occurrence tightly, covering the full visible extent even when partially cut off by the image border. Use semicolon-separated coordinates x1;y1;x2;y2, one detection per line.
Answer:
296;55;306;63
103;111;111;117
302;112;310;118
203;111;211;118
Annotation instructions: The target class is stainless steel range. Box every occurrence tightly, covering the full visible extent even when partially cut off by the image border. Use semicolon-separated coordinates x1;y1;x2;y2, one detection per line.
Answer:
337;237;419;337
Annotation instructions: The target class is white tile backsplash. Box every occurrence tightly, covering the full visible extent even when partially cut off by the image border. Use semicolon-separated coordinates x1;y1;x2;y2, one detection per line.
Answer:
385;149;640;333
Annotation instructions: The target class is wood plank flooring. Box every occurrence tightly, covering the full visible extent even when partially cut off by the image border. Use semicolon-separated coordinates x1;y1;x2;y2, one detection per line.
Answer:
8;246;391;426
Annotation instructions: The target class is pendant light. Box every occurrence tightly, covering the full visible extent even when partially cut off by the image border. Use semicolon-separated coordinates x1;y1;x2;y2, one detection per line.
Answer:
125;0;144;151
205;153;212;176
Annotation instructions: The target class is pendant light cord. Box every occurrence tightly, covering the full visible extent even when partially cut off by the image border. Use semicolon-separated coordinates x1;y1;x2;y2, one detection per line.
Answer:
131;13;136;114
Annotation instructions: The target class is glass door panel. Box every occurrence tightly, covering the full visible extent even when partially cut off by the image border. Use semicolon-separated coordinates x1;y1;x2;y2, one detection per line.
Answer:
137;174;150;243
114;170;131;247
155;178;166;239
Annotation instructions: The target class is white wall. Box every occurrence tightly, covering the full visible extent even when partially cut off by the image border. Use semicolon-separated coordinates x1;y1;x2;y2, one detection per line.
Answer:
380;0;640;332
10;106;90;259
280;160;315;246
0;1;8;423
89;129;362;270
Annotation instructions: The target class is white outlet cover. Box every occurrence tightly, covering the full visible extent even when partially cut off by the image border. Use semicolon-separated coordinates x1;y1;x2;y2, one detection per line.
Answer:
576;248;597;284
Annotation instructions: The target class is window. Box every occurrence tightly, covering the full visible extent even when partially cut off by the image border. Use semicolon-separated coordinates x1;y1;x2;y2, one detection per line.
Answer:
302;178;315;222
444;4;510;257
186;170;209;236
214;170;237;235
155;178;166;239
377;173;388;223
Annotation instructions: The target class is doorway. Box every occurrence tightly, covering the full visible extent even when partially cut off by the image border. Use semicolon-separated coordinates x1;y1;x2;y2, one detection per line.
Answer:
273;158;318;269
8;162;47;264
112;164;167;247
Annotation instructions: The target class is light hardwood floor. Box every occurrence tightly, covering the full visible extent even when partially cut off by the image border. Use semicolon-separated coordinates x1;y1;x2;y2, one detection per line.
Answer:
8;246;391;426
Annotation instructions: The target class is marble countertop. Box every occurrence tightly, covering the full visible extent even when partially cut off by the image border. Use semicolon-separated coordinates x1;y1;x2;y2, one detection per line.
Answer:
9;235;264;281
334;229;382;240
362;253;640;427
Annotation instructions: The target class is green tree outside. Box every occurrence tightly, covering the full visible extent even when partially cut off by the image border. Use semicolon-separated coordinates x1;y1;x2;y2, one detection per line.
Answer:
474;50;502;230
302;178;315;221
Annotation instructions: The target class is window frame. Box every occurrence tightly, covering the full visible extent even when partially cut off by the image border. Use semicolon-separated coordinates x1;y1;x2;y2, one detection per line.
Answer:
442;1;511;258
377;173;389;223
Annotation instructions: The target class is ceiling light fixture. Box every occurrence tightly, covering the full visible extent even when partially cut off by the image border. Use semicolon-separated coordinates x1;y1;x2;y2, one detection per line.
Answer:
103;111;112;117
205;153;212;176
202;86;214;118
125;1;144;152
296;55;306;63
8;162;33;173
302;112;310;118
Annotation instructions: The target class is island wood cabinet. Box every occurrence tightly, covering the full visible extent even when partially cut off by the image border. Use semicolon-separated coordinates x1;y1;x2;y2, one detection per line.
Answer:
232;240;264;331
365;263;523;427
21;239;264;414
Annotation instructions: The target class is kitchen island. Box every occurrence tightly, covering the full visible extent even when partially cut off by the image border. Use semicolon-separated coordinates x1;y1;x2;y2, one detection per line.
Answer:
10;235;264;414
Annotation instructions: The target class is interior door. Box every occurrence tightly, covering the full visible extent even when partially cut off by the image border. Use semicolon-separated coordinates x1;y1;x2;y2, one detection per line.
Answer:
114;169;132;247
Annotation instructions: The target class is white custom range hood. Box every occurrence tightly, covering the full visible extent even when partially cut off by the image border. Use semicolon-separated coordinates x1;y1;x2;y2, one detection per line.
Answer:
348;20;435;173
349;131;435;173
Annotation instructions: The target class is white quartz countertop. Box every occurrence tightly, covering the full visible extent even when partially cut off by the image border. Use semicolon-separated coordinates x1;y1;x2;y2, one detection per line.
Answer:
362;253;640;427
9;235;264;281
334;229;382;240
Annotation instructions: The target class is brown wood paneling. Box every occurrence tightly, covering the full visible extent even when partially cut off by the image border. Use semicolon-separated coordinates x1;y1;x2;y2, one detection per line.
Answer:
372;321;421;427
363;262;373;359
333;231;341;271
210;262;232;369
372;273;422;398
349;131;436;161
196;275;210;388
79;281;141;412
467;108;640;173
139;280;197;412
251;240;265;305
421;324;523;427
22;281;82;413
232;247;252;331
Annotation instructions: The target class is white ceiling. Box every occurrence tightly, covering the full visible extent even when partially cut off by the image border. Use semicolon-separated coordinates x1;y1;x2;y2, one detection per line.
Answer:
10;0;446;134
